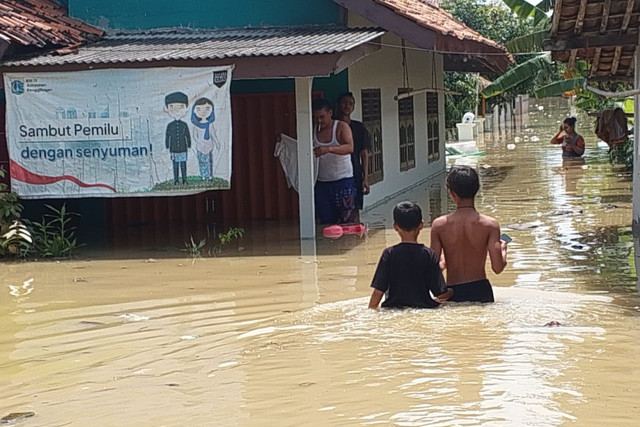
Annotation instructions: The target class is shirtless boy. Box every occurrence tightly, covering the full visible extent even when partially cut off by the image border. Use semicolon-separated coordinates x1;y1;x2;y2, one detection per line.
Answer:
430;166;508;302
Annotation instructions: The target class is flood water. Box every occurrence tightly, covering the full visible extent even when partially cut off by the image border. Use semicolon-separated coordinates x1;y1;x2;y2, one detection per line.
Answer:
2;99;640;426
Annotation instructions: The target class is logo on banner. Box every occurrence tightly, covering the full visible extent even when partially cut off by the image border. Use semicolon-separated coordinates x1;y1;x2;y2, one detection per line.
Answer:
213;71;228;88
11;80;24;95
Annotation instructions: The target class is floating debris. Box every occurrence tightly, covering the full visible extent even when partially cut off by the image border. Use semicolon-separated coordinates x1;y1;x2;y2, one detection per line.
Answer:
180;335;199;340
505;221;543;230
117;313;149;322
1;412;35;424
79;321;105;326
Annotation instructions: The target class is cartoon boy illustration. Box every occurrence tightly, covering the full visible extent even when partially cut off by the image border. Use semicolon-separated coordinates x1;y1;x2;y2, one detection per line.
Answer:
164;91;191;185
190;97;220;181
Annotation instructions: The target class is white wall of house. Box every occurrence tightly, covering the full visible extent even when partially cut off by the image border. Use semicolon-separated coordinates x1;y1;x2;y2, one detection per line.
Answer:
346;15;446;209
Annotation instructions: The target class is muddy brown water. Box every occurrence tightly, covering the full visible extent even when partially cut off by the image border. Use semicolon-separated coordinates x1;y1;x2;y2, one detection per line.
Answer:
2;99;640;426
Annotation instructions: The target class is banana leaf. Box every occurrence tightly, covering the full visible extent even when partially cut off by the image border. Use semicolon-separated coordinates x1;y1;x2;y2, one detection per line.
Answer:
504;28;550;53
575;97;601;111
536;0;554;13
533;77;585;98
502;0;550;25
481;54;551;98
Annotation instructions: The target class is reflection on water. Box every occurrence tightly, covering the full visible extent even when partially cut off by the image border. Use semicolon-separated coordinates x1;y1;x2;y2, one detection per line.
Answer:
2;99;640;426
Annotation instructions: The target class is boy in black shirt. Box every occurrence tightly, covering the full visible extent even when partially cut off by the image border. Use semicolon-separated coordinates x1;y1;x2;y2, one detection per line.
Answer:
369;201;453;309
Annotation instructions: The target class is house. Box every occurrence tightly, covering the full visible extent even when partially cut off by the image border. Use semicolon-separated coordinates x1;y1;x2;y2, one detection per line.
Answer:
0;0;511;247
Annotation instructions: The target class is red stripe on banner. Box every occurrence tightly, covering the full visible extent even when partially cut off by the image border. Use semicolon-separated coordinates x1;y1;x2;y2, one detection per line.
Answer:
10;160;116;192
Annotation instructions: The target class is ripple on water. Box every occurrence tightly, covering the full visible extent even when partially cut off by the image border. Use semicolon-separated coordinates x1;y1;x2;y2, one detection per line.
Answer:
229;287;631;426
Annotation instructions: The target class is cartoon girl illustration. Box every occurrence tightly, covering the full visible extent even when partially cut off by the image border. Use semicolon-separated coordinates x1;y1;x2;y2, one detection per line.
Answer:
190;97;220;181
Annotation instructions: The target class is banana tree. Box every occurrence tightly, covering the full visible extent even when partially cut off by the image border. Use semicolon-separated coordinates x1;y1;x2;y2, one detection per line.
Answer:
481;53;553;98
502;0;552;26
481;0;573;100
504;27;549;54
533;77;586;98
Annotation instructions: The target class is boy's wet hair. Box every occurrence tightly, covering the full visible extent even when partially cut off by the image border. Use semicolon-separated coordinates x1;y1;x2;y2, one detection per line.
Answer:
393;201;422;231
446;165;480;199
312;98;332;112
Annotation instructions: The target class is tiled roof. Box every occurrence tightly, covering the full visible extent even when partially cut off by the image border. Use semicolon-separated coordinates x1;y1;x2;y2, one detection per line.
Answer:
0;26;385;67
371;0;505;52
0;0;103;48
548;0;639;79
332;0;512;73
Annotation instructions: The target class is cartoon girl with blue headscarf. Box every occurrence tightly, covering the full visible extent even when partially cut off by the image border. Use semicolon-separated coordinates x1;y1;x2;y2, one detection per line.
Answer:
190;97;220;181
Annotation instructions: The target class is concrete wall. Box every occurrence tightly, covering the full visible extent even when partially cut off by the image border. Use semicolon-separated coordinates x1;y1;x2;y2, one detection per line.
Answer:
68;0;343;30
346;15;446;209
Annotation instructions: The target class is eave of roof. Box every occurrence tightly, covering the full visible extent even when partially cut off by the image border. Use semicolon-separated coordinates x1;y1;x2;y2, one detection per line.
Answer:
0;26;385;79
332;0;514;74
546;0;640;80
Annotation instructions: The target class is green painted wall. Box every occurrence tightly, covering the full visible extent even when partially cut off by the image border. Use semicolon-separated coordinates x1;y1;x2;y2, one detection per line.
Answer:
231;71;349;106
313;71;350;107
69;0;343;30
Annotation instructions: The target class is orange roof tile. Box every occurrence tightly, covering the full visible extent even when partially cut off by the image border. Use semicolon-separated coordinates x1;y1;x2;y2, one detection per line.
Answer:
371;0;506;53
333;0;513;73
0;0;103;49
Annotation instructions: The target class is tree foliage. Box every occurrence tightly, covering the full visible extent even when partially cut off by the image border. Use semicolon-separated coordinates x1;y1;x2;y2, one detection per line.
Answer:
441;0;549;122
504;28;549;53
501;0;550;25
443;0;569;108
441;0;536;44
481;54;552;98
533;77;585;99
444;72;479;128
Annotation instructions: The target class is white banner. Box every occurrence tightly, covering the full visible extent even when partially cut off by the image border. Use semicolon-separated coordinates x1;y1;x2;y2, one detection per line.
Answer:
4;66;234;198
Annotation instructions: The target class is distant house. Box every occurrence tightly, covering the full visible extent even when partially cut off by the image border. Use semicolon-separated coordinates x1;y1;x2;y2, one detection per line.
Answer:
0;0;511;245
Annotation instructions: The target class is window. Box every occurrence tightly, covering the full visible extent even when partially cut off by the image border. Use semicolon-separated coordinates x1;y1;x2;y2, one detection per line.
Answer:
427;92;440;162
428;183;443;224
398;89;415;171
361;89;383;185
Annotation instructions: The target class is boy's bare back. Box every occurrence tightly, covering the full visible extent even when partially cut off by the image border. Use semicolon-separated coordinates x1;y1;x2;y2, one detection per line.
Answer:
431;208;504;286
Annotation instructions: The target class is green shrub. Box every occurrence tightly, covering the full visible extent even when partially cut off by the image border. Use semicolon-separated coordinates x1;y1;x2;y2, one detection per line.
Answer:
0;167;25;258
29;204;80;258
